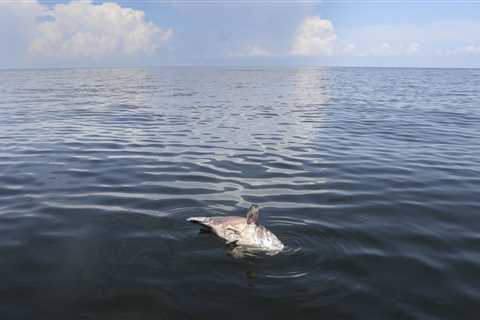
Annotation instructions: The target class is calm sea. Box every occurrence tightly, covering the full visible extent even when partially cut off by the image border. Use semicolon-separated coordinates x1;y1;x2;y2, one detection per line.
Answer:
1;67;480;319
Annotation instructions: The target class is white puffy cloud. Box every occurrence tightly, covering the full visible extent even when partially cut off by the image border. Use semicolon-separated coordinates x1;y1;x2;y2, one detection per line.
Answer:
28;0;172;59
289;19;478;62
291;16;337;56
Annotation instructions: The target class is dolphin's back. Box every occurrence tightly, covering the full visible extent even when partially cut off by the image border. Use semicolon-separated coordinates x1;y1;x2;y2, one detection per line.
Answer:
187;216;247;244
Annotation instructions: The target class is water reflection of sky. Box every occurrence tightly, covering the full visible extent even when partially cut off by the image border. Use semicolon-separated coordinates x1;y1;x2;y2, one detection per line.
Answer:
1;67;334;212
146;67;331;152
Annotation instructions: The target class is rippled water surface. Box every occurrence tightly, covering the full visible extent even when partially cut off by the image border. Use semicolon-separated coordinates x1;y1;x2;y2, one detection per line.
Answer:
1;67;480;319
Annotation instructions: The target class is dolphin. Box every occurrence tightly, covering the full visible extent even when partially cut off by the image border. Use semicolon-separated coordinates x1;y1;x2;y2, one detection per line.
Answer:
187;205;284;255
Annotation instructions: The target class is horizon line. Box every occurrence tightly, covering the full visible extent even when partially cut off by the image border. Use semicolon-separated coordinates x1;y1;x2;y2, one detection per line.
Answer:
1;64;480;72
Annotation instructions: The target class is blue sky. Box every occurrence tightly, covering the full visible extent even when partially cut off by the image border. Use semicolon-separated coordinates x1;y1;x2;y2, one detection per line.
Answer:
0;0;479;68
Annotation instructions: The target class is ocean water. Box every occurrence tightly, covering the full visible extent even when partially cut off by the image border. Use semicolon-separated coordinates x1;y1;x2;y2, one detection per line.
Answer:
1;67;480;319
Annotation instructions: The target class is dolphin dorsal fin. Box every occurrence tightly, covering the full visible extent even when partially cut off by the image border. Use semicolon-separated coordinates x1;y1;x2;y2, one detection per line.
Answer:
246;205;259;225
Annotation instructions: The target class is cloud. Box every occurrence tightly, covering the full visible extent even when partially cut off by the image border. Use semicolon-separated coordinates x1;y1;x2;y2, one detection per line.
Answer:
349;41;422;57
28;0;172;59
167;2;315;62
0;0;172;67
464;45;480;55
228;44;272;57
405;42;420;55
291;16;337;56
244;45;271;57
338;21;480;58
2;2;479;68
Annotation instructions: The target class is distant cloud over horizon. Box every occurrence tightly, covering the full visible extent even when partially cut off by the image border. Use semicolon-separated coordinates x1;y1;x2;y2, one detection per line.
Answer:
464;45;480;55
228;44;272;58
291;16;337;56
29;0;172;59
0;0;479;68
0;0;172;67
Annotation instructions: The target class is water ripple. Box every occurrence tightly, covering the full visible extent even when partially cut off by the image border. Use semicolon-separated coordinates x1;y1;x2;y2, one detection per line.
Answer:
1;67;480;319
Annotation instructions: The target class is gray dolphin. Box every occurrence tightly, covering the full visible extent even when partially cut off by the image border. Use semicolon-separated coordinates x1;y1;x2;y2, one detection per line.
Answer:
187;205;284;255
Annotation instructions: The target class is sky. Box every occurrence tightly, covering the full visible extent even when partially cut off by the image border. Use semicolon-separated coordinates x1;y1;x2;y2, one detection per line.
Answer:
0;0;479;69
